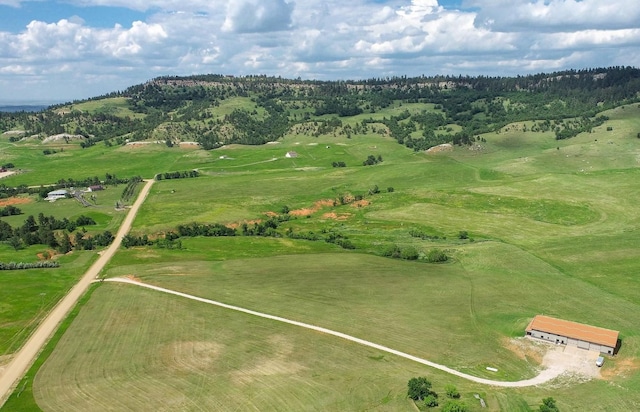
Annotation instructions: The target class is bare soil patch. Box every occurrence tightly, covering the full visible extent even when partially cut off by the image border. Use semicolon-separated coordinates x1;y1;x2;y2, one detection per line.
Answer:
226;219;262;229
426;143;453;154
0;171;16;180
289;208;314;217
289;199;335;216
125;274;142;282
351;199;370;208
0;197;31;207
503;337;546;364
600;356;640;380
36;250;58;261
322;212;351;220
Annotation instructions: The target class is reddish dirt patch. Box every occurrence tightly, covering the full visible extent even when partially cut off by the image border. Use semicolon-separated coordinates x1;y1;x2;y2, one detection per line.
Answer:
321;212;351;220
289;199;336;216
350;199;370;208
264;211;278;217
227;219;263;229
36;250;58;261
125;274;142;282
314;199;335;208
0;197;32;207
289;208;315;217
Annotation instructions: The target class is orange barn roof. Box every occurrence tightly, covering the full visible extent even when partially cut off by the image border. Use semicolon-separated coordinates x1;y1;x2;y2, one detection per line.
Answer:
526;315;619;348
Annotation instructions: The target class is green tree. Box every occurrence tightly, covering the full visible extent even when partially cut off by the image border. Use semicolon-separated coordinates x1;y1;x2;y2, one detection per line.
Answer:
58;232;72;254
539;397;559;412
407;377;432;401
9;235;22;251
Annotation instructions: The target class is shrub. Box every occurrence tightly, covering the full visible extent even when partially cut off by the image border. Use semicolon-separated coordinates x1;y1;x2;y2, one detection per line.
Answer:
441;399;469;412
424;394;439;408
426;249;448;263
445;384;460;398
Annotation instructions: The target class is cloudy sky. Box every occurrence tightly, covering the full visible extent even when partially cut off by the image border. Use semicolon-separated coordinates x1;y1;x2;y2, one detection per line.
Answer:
1;0;639;103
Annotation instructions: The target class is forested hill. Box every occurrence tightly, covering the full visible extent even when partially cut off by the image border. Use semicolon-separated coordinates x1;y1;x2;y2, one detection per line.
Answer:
1;66;639;151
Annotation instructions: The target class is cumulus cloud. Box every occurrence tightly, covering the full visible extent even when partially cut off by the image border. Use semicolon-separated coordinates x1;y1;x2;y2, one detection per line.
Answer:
0;0;639;102
221;0;293;33
468;0;640;31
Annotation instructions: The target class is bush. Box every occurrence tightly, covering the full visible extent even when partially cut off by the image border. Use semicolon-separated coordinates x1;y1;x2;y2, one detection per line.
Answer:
400;247;419;260
0;261;60;270
441;399;469;412
424;394;439;408
426;249;448;263
445;384;460;398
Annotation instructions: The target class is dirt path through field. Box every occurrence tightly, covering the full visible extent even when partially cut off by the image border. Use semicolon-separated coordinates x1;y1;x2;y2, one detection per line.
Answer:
0;179;155;408
103;277;574;388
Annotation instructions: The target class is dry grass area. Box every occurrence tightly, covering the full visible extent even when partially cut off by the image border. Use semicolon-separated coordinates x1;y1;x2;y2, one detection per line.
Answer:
600;356;640;380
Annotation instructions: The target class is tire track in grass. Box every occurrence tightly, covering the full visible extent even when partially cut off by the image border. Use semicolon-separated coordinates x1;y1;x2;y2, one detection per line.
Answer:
104;277;564;388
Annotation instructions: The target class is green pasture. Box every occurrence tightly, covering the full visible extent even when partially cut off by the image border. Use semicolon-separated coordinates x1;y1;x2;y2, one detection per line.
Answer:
2;102;640;410
65;97;143;119
0;187;128;357
0;247;96;356
26;284;491;412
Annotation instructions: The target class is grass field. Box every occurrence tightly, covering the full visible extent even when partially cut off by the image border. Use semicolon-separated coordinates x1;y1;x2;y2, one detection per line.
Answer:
1;102;640;410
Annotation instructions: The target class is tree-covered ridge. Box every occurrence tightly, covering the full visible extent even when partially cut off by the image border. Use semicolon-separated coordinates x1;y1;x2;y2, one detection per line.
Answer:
1;67;639;150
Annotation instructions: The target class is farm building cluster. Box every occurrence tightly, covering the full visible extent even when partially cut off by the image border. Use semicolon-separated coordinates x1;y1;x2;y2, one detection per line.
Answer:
526;315;619;354
45;185;104;203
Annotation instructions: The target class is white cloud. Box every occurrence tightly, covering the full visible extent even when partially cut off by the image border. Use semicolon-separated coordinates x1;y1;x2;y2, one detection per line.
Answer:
221;0;294;33
0;0;639;102
468;0;640;31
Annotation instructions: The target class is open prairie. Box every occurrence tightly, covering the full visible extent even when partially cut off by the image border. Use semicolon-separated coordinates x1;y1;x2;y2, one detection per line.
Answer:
2;102;640;411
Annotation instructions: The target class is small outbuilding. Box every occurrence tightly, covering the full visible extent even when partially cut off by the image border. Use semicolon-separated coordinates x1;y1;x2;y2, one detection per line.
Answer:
525;315;619;354
285;151;298;158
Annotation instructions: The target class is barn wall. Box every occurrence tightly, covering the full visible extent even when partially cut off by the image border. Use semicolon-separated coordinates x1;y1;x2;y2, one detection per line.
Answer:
528;329;614;353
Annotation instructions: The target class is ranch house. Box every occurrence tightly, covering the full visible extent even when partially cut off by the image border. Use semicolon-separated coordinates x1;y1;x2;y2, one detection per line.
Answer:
525;315;619;354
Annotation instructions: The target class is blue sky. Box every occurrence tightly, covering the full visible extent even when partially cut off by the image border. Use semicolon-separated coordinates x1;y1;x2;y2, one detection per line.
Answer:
0;0;639;103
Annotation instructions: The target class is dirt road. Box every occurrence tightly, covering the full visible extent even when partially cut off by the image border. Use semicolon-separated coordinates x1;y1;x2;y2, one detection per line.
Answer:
0;179;154;408
104;276;582;388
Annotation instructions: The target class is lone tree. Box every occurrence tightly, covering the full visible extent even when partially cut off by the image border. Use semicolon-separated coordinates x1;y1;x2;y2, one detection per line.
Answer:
407;377;432;401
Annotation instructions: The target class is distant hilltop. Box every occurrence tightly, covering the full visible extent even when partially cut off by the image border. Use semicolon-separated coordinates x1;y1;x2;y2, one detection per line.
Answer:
0;105;48;113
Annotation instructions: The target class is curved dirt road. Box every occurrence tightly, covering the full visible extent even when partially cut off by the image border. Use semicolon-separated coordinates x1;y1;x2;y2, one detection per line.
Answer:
0;179;154;408
105;276;565;388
